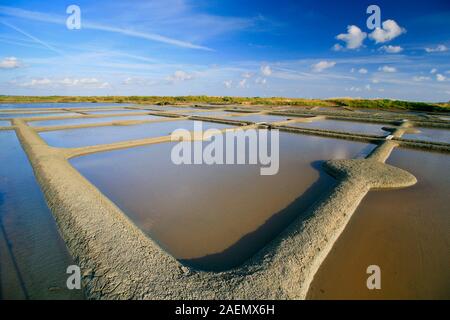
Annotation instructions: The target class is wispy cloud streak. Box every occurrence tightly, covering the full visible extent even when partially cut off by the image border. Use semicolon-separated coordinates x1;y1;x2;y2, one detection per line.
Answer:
0;5;213;51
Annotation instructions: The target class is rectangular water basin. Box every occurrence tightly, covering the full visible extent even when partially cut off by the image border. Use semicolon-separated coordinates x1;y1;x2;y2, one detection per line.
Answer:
30;114;169;127
288;119;389;136
228;114;296;123
70;132;375;270
0;131;83;299
308;148;450;299
0;112;80;118
40;120;235;148
402;127;450;144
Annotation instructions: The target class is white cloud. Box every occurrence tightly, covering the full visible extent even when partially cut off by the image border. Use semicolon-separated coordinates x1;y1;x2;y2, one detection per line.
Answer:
413;76;430;82
347;86;362;92
0;5;213;51
372;78;380;84
436;74;446;82
369;20;406;43
260;65;272;76
0;56;21;69
20;78;51;87
255;77;267;85
241;72;253;78
378;65;397;73
166;70;193;82
312;60;336;72
223;80;233;88
425;45;448;53
336;25;367;49
122;76;155;86
380;45;403;53
17;77;110;88
358;68;368;74
365;84;371;91
332;43;344;51
238;78;248;88
430;68;437;74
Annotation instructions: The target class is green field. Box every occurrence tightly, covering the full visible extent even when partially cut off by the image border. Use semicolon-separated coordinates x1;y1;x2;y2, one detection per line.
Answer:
0;95;449;113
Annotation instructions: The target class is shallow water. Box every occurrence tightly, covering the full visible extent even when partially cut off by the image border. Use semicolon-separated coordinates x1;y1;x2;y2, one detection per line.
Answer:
0;131;84;299
145;106;201;112
71;132;374;270
0;120;9;126
182;111;235;117
228;114;295;123
40;120;234;148
402;127;450;144
0;103;130;110
0;112;80;118
288;119;389;135
30;114;169;127
308;148;450;299
84;109;150;115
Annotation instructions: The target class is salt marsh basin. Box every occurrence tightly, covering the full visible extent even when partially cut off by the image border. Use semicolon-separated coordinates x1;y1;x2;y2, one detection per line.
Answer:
1;103;449;299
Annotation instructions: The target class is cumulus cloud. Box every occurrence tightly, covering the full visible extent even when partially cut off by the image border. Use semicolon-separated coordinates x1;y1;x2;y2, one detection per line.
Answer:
241;72;253;78
260;65;272;76
369;20;406;43
238;78;248;88
166;70;193;82
436;74;446;82
0;56;21;69
358;68;368;74
336;25;367;49
378;65;397;73
430;68;437;74
380;45;403;53
17;77;109;88
425;45;448;53
223;80;233;88
312;60;336;72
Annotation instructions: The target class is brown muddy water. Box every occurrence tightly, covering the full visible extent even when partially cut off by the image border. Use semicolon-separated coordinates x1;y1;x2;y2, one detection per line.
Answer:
30;114;169;127
0;131;84;299
39;120;233;148
402;127;450;144
308;148;450;299
289;119;390;136
70;132;375;271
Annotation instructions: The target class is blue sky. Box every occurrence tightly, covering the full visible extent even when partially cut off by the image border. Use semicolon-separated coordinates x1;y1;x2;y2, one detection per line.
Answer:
0;0;449;101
